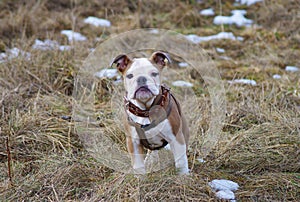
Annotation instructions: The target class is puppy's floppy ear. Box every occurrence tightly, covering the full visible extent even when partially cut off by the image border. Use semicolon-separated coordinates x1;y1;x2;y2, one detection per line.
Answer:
110;54;132;74
149;51;171;68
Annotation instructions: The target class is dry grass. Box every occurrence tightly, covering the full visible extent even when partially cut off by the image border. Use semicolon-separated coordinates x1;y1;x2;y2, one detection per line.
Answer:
0;0;299;201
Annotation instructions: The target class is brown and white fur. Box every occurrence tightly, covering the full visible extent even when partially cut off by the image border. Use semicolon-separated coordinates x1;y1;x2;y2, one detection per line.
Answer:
111;51;189;175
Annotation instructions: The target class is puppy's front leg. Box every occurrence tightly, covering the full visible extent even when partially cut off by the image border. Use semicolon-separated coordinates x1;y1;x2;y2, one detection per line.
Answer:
170;132;189;175
126;127;145;174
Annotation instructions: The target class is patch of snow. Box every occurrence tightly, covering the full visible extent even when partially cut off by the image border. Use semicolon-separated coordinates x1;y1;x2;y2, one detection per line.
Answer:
185;34;203;43
32;39;59;50
0;53;6;63
285;66;299;72
216;190;236;200
219;56;232;60
95;69;119;79
185;32;237;44
59;45;71;51
228;79;257;86
272;74;281;79
235;0;263;6
149;29;159;34
213;16;231;25
89;48;95;52
172;80;193;87
95;37;102;42
197;157;205;163
236;36;244;41
200;8;215;16
209;179;239;201
8;48;31;60
216;47;225;53
61;30;87;42
213;10;253;27
84;16;111;27
209;179;239;192
32;39;71;51
0;48;31;63
231;9;247;15
293;90;300;98
178;62;188;67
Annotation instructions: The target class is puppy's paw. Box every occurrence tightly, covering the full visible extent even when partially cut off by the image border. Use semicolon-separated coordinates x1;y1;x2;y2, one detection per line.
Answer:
133;166;146;175
177;167;190;175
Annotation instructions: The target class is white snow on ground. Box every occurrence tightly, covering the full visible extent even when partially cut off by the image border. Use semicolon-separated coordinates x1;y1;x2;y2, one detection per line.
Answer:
200;8;215;16
95;37;102;42
209;179;239;191
216;190;236;200
84;16;111;27
32;39;71;51
216;47;225;53
219;56;232;60
209;179;239;200
8;48;31;60
214;10;253;27
236;36;244;41
61;30;87;42
0;47;31;63
228;79;257;86
59;45;71;51
172;80;193;87
285;66;299;72
178;62;188;67
0;53;6;63
235;0;263;6
32;39;59;50
185;32;237;43
89;48;95;53
95;69;120;79
273;74;281;79
197;157;205;163
149;29;159;34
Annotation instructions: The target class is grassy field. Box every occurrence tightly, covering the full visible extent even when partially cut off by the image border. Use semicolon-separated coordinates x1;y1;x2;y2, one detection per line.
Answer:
0;0;299;201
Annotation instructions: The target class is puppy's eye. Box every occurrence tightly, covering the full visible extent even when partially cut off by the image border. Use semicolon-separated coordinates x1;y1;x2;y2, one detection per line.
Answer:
151;72;159;77
126;74;133;79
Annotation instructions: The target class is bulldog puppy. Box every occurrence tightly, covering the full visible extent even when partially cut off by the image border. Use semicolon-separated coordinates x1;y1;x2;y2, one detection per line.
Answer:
110;51;189;175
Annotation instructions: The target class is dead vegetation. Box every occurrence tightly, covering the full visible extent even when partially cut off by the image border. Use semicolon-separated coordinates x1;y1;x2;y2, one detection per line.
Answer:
0;0;299;201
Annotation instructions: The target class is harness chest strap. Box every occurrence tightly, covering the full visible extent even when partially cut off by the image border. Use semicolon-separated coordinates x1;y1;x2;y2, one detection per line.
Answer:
125;85;172;150
135;124;169;150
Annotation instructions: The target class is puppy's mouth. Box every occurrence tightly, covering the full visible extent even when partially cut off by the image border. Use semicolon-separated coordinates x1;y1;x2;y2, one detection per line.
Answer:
134;86;154;101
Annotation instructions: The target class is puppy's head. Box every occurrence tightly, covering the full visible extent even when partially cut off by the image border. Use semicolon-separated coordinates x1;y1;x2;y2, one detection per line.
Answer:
111;51;171;106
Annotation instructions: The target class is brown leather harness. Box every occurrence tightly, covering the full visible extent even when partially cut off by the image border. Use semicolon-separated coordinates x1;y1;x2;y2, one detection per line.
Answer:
124;85;175;150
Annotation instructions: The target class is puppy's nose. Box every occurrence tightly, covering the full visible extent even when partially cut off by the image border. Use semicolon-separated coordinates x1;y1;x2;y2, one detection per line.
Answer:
137;76;147;86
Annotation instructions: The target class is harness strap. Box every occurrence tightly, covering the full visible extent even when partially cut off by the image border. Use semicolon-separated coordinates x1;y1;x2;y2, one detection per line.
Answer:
126;85;173;150
135;126;169;150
